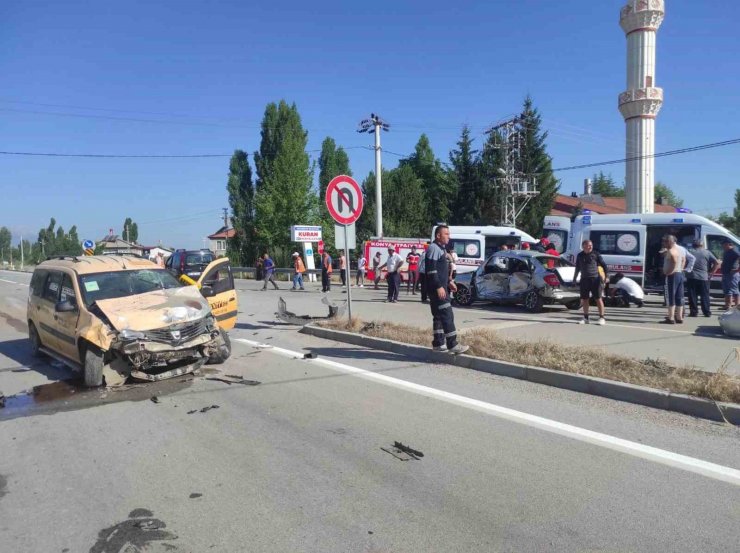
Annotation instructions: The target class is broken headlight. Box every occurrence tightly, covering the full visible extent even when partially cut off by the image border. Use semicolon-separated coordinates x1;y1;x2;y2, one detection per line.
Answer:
119;329;146;341
205;315;217;331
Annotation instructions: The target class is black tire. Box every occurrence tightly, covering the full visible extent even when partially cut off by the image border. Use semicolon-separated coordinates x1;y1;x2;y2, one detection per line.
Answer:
454;284;474;307
29;323;43;357
83;345;104;387
565;300;581;310
523;290;544;313
207;329;231;365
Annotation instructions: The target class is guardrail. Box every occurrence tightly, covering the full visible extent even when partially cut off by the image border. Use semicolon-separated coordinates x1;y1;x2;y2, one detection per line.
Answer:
231;267;361;280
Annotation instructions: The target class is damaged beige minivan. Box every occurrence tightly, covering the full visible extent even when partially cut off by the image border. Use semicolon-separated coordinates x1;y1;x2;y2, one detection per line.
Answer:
27;255;235;386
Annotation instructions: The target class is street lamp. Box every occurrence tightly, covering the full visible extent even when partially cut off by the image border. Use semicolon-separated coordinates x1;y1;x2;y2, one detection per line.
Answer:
357;113;390;237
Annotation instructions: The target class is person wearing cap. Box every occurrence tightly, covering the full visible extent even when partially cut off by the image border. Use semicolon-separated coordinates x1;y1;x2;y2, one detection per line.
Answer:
521;242;531;250
291;252;306;291
721;239;740;310
686;239;718;317
379;247;403;303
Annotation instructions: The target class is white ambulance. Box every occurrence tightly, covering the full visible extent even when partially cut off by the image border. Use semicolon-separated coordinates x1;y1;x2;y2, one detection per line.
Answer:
431;225;538;275
551;212;740;292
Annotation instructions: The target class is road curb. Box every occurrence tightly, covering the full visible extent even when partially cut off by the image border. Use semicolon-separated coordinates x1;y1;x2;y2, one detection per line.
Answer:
301;325;740;425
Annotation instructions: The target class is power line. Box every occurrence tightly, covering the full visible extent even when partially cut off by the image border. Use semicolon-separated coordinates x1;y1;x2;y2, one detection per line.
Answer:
0;146;372;159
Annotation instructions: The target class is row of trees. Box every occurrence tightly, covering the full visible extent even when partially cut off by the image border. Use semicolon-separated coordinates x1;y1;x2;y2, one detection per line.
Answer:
0;219;84;266
590;171;683;207
226;97;560;265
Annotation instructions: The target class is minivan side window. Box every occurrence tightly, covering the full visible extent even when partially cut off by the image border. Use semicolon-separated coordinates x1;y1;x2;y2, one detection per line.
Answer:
42;271;62;303
30;270;48;297
706;235;730;259
590;231;640;256
59;273;77;305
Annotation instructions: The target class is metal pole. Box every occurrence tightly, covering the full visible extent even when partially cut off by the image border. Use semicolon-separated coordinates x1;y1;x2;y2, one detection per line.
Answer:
344;224;352;322
374;123;383;238
20;236;24;269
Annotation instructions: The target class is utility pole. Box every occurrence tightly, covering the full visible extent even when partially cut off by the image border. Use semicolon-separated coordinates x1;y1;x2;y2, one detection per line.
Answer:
222;207;229;229
357;113;390;237
20;236;24;270
486;115;538;227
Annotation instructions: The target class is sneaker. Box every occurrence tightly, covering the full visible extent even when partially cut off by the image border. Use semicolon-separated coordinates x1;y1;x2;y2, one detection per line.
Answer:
448;344;470;355
578;318;589;325
636;301;644;308
597;317;606;326
433;345;448;352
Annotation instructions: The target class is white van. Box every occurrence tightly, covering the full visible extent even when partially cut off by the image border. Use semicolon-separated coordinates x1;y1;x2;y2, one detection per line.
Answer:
431;225;537;275
560;213;740;292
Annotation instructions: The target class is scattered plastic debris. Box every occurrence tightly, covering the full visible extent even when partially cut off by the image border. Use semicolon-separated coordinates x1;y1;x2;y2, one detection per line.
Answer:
189;493;202;499
275;296;346;325
150;396;160;404
381;441;424;461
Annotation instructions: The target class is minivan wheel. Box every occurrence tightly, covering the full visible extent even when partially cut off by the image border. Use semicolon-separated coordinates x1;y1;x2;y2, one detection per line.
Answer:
83;346;105;387
524;290;544;313
29;323;42;357
207;329;232;365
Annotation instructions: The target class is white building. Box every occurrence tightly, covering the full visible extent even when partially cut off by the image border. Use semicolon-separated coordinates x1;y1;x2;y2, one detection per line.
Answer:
618;0;665;214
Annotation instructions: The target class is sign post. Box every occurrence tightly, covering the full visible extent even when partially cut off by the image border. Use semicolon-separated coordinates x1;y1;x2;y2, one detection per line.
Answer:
82;239;95;256
325;175;364;322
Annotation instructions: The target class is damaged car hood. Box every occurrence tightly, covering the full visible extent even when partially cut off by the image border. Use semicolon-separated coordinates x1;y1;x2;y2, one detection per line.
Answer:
95;286;211;332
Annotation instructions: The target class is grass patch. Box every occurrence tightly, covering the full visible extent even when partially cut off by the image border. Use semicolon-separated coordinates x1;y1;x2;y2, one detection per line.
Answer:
319;318;740;405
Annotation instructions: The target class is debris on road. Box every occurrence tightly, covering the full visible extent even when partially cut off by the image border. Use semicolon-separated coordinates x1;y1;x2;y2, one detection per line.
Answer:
381;441;424;461
189;493;203;499
303;353;317;359
187;404;221;414
276;296;346;325
205;376;261;386
150;396;160;404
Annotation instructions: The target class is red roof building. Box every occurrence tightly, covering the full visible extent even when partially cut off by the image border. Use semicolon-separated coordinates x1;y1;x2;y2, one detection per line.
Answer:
550;194;676;217
208;226;235;256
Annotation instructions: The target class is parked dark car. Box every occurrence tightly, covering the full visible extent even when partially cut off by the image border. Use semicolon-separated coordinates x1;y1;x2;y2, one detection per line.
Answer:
453;250;581;312
165;249;215;280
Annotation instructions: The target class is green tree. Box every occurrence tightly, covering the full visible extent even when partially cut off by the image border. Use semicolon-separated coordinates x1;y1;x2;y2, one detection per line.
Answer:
516;96;559;237
449;125;482;224
401;134;456;225
122;217;138;243
654;181;683;208
476;130;506;224
253;100;316;265
226;149;256;265
318;137;352;253
591;171;624;196
0;226;11;263
714;189;740;235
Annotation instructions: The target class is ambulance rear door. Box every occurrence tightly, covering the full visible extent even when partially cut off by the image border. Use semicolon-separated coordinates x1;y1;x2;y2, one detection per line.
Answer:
585;224;646;286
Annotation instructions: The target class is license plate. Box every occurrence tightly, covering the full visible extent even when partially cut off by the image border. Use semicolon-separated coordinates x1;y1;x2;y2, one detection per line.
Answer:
130;359;204;381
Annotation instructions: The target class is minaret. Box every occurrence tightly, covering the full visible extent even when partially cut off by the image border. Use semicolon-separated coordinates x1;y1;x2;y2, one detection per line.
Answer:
618;0;665;214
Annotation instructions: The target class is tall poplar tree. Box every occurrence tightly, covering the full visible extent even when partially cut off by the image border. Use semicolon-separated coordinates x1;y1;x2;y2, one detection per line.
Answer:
516;96;559;236
401;134;456;225
318;137;352;252
253;100;316;264
449;126;482;224
226;149;255;264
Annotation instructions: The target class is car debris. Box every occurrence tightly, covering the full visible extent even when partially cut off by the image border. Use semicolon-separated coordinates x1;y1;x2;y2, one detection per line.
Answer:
275;296;346;325
205;376;260;386
381;441;425;461
150;396;160;404
187;404;220;414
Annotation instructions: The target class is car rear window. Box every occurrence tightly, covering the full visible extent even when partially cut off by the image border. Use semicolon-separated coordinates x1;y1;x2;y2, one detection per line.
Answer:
185;253;214;265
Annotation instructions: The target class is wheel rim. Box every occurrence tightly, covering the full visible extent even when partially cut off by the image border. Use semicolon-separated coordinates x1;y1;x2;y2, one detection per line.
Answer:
525;292;536;309
457;286;471;304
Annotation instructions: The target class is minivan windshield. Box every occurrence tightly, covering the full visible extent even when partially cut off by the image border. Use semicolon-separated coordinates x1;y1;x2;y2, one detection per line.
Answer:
78;269;183;308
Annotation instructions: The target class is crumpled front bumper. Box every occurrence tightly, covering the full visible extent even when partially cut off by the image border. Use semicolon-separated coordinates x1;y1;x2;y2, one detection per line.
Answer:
130;358;206;381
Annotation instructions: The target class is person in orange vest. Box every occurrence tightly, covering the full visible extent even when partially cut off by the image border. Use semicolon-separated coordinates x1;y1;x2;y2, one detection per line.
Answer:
291;252;306;291
321;251;333;293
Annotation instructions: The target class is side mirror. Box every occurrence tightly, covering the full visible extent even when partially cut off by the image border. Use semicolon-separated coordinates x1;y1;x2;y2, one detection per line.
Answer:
55;299;77;313
200;285;214;297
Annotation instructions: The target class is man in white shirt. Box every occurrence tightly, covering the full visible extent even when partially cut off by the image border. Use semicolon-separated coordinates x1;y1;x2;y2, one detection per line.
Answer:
356;254;367;287
379;247;403;303
609;272;644;308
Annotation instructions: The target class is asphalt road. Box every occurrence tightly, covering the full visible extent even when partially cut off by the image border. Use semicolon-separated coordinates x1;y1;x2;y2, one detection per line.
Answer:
1;270;739;552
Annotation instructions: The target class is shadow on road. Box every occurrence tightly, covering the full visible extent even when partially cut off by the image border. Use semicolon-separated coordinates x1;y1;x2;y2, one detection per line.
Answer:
0;338;70;380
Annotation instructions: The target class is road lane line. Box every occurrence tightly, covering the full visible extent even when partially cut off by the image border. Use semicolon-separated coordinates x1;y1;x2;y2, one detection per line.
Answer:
236;337;740;487
0;278;28;286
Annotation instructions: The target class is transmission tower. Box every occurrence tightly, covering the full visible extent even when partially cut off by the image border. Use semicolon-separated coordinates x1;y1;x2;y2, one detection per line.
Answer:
486;116;538;227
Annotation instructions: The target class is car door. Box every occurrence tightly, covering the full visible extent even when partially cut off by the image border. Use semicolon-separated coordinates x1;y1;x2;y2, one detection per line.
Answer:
36;271;63;351
474;255;509;300
507;257;532;296
52;272;81;361
197;258;237;330
586;224;646;285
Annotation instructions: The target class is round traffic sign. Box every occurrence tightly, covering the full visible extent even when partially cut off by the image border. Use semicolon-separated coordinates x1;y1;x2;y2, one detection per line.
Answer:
325;175;363;225
83;239;94;249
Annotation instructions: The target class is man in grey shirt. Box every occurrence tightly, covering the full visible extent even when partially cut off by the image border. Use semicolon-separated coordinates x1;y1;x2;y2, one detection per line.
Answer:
687;239;719;317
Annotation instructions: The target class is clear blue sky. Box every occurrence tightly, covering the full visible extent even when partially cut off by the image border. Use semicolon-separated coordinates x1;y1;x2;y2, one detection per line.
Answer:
1;1;738;249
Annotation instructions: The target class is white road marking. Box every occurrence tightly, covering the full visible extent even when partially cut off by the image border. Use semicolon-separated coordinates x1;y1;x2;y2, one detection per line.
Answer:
236;337;740;487
0;278;28;286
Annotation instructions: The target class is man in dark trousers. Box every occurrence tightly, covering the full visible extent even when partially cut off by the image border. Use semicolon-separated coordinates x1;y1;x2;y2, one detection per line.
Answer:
260;253;279;291
321;251;333;293
687;239;719;317
573;239;608;325
425;225;468;354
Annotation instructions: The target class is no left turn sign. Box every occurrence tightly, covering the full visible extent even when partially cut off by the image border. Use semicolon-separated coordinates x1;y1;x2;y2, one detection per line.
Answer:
326;175;363;225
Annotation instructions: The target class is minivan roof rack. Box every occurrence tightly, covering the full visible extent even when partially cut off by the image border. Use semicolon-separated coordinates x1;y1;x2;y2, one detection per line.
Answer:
46;255;81;262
